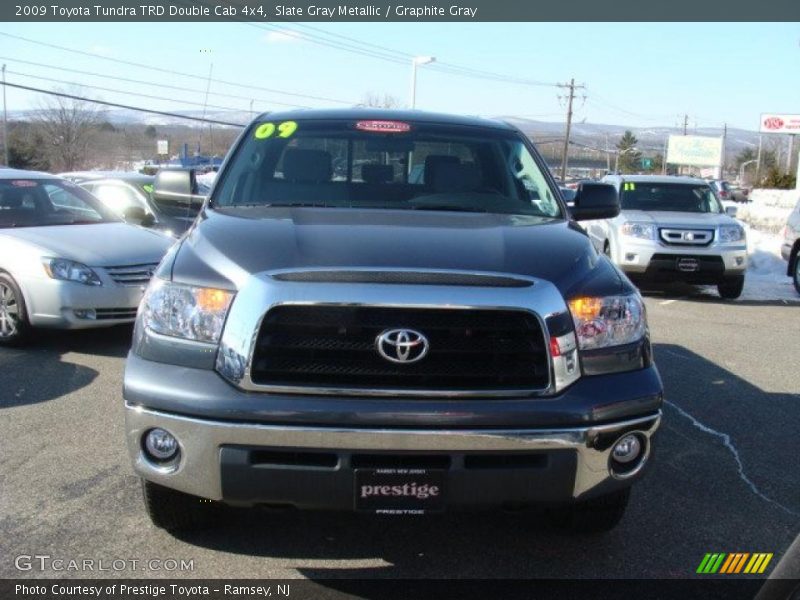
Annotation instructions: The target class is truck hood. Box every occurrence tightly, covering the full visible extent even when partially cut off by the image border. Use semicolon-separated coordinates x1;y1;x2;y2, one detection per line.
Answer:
173;207;627;297
3;222;174;266
619;210;734;227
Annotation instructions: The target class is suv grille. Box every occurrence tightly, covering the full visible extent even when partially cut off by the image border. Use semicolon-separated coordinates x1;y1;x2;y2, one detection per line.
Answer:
659;228;714;246
105;263;159;286
250;306;550;393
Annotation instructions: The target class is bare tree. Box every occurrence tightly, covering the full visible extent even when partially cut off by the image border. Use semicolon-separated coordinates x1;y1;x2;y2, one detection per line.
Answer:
358;92;402;109
33;88;105;171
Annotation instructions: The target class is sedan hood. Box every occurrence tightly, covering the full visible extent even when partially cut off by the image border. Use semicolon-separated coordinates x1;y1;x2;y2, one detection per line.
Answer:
620;210;734;227
3;223;174;266
173;207;627;297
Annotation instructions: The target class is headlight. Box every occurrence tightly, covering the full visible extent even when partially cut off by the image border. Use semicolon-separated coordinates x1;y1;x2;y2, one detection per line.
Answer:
568;294;646;350
621;222;656;240
141;278;234;343
719;225;745;243
43;258;102;286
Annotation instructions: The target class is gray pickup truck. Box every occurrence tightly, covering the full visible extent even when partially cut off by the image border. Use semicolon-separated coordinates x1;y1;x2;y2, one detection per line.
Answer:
123;110;663;533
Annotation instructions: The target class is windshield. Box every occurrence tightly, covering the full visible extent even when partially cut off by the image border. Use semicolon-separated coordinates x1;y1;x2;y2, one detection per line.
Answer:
621;182;723;213
0;178;120;229
212;119;563;218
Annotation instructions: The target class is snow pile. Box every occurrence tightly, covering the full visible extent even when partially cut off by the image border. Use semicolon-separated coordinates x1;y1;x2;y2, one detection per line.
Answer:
736;189;799;234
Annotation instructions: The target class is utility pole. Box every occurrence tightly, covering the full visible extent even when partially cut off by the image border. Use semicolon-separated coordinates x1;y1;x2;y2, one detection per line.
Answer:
558;78;584;182
720;122;727;179
682;114;689;136
756;135;763;183
2;64;8;166
787;135;794;174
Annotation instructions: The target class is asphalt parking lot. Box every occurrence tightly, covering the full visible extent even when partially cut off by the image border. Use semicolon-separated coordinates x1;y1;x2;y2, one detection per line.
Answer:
1;291;798;580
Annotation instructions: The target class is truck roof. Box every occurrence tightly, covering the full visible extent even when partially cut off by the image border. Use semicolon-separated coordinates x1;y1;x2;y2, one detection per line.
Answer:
253;108;516;131
606;174;710;186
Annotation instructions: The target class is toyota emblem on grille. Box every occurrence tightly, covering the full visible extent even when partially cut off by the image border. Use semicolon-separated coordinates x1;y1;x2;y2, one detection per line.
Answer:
376;329;429;364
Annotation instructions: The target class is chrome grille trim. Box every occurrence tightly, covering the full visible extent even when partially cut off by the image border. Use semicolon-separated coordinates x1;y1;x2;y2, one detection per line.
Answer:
658;228;714;246
105;263;159;286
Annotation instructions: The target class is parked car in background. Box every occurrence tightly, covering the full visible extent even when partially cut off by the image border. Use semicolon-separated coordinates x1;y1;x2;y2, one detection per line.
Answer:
586;175;747;299
0;169;174;345
727;182;750;203
60;170;208;237
780;197;800;294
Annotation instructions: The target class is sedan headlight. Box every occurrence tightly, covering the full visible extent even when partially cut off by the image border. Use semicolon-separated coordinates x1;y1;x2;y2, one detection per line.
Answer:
141;278;234;343
718;225;745;243
568;294;647;350
621;222;656;240
43;258;102;286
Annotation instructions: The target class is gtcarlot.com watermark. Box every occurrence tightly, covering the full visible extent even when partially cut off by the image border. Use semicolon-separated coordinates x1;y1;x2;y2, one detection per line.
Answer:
14;554;194;573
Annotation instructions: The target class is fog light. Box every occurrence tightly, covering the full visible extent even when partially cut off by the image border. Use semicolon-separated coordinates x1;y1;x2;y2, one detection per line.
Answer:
144;428;179;461
612;434;642;464
735;257;744;266
74;308;96;320
625;253;638;263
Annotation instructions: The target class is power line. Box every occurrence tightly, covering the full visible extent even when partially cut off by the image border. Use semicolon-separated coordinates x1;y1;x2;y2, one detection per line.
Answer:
6;70;250;115
0;81;247;127
0;31;356;105
0;56;312;109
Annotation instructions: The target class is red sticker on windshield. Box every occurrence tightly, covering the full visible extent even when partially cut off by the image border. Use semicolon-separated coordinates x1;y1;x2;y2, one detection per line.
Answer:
355;120;411;133
11;180;38;187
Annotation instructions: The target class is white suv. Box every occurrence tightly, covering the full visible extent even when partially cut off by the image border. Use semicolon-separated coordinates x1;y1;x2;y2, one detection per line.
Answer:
583;175;747;299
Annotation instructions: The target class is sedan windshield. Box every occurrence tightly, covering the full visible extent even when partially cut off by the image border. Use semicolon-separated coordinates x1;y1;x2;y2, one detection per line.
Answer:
212;119;563;219
0;178;119;228
621;183;722;213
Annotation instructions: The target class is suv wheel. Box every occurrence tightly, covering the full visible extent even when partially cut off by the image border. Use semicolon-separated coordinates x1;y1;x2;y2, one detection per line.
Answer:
793;248;800;295
0;274;28;346
717;275;745;300
141;479;221;531
552;488;630;534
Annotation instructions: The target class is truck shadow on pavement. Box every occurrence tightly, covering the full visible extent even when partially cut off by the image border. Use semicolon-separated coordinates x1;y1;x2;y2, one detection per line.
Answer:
0;325;132;408
167;343;799;579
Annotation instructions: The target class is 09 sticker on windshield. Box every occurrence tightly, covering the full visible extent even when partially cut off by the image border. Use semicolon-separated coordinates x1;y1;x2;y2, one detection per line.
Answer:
254;121;298;140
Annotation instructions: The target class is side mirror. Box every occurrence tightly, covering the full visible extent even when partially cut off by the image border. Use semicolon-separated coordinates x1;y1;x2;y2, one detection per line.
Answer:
725;205;738;217
123;206;155;227
152;169;206;214
569;183;620;221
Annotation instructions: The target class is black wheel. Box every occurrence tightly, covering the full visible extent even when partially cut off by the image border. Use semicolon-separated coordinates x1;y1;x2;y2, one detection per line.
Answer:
0;273;28;346
792;248;800;295
717;275;745;299
553;488;630;534
141;479;221;531
603;241;612;258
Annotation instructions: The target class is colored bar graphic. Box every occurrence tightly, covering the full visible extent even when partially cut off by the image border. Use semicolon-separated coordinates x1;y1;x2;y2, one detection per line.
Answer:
698;552;774;575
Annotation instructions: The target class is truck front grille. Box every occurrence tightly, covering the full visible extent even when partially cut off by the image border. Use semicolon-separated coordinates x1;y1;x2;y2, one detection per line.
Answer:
250;306;550;393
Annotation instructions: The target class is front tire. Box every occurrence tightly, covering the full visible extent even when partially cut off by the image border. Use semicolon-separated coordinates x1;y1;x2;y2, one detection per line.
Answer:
553;488;630;533
141;479;220;531
717;275;745;300
0;274;29;346
792;248;800;295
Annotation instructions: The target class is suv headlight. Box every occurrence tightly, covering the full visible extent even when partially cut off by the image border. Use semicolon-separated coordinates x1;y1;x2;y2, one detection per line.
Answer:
621;222;656;240
568;294;646;351
141;278;234;343
43;258;102;286
718;224;745;243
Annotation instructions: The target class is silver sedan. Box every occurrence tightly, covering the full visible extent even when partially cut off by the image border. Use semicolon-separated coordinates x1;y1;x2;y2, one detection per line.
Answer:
0;169;174;344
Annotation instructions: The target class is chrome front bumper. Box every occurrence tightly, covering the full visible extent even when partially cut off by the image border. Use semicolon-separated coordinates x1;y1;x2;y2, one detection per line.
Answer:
125;403;661;504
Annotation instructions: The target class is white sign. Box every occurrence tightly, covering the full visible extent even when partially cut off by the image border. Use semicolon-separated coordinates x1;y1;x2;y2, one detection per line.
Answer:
157;140;169;155
759;114;800;134
666;135;723;167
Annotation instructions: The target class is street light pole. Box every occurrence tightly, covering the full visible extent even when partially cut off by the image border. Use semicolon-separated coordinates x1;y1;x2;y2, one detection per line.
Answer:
2;64;8;166
739;159;757;185
409;56;435;109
